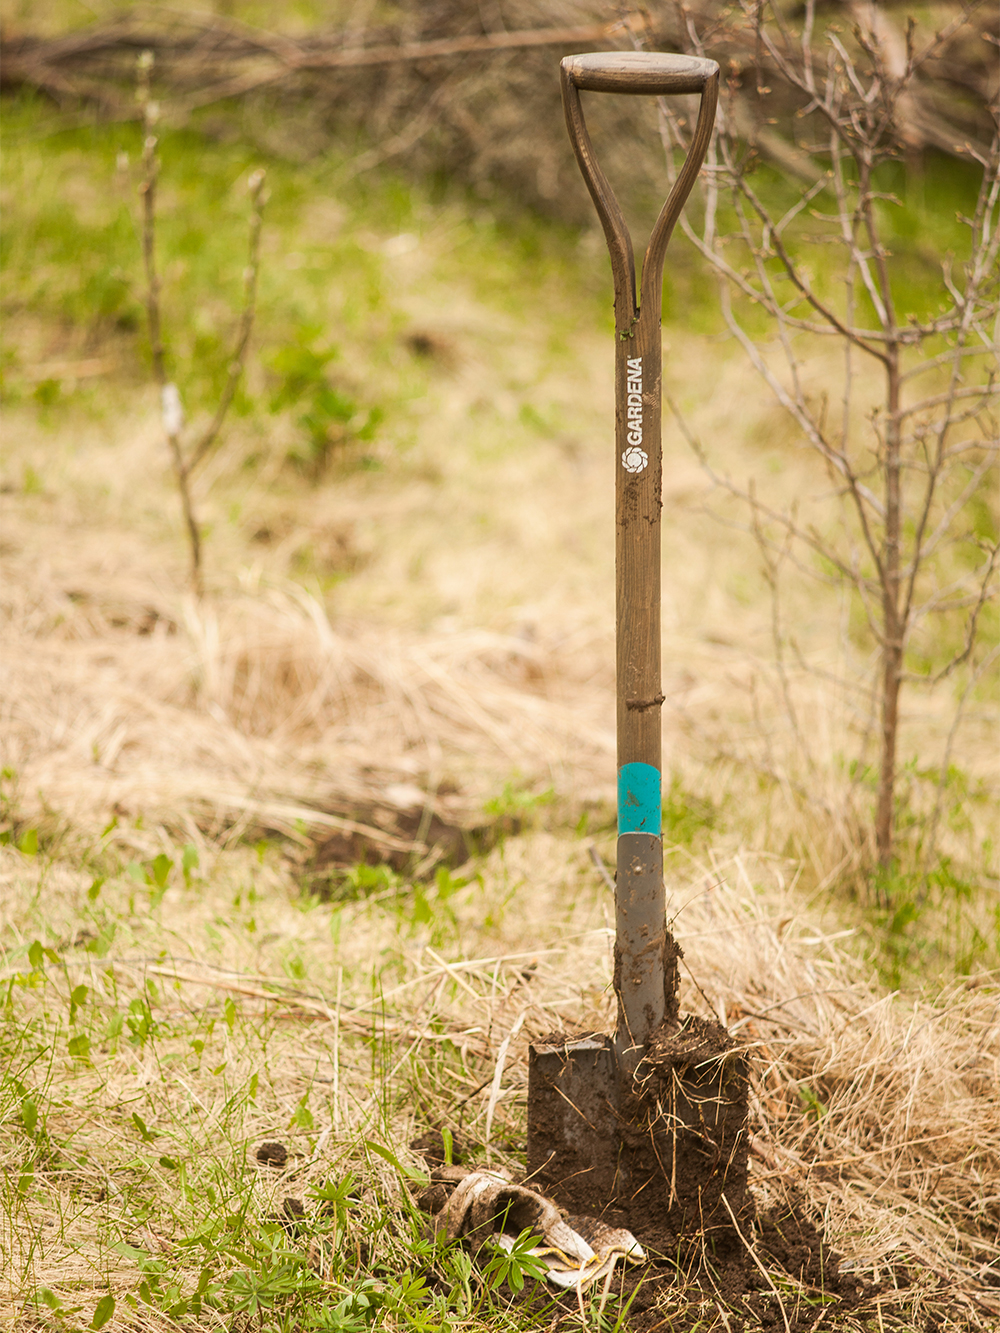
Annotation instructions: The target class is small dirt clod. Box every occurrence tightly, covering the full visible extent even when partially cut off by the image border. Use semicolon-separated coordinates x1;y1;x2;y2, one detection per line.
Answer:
255;1140;289;1168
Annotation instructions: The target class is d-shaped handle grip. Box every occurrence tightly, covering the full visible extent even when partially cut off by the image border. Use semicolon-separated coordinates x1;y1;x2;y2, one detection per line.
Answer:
562;51;718;96
560;51;719;329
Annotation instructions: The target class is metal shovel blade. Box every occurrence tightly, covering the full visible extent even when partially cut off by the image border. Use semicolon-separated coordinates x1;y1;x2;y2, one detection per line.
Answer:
526;1034;620;1214
527;1023;750;1239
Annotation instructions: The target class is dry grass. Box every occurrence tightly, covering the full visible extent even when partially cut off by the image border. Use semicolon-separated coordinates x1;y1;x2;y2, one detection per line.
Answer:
2;834;998;1328
1;122;998;1329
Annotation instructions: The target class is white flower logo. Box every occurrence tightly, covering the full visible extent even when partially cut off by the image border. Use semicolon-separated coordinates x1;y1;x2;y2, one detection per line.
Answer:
621;445;648;474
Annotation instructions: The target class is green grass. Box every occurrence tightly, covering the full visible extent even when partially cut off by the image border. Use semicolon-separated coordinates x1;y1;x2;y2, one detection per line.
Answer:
4;816;996;1332
0;828;582;1332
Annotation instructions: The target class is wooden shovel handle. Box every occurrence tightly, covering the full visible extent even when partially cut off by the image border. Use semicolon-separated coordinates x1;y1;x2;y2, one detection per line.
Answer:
560;52;719;327
561;51;717;96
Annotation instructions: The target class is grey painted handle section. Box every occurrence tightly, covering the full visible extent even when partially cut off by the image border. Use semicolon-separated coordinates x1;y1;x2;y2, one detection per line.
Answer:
615;833;679;1073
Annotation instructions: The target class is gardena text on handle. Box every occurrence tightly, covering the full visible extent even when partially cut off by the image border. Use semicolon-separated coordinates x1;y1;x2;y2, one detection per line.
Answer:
622;357;647;474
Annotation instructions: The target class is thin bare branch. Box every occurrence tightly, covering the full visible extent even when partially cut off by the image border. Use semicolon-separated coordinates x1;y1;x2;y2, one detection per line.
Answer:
186;169;267;476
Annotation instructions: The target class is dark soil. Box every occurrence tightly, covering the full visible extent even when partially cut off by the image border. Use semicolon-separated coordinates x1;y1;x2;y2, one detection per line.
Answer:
301;803;519;891
622;1014;751;1246
255;1140;289;1168
610;1197;874;1333
578;1217;861;1329
410;1127;467;1167
307;807;471;877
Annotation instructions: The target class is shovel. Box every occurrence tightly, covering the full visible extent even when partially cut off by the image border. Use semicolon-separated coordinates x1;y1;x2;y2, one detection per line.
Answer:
526;52;749;1246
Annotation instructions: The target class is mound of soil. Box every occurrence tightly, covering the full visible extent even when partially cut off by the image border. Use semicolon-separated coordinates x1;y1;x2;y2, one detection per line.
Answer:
614;1200;872;1333
297;800;520;891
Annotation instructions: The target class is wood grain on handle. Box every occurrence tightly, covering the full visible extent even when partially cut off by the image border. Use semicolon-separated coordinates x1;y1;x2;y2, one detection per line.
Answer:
561;51;718;95
560;46;720;1064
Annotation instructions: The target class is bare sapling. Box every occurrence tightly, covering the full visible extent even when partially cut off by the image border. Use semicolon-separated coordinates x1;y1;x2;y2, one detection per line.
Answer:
647;2;999;875
135;50;267;596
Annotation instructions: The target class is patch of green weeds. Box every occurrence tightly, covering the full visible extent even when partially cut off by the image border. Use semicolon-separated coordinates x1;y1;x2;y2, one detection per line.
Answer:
661;777;720;852
833;757;999;987
0;105;141;342
314;859;403;904
268;329;383;476
7;809;569;1321
93;1166;550;1332
0;788;68;862
2;95;398;461
16;826;39;857
406;867;465;945
865;854;1000;991
484;780;555;829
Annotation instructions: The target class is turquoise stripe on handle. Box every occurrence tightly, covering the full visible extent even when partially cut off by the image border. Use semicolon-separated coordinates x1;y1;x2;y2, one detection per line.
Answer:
617;762;662;836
